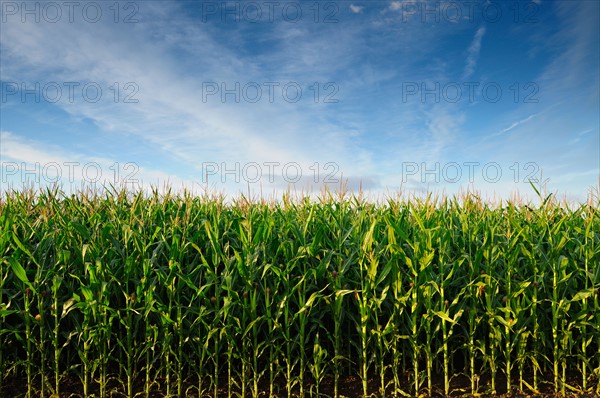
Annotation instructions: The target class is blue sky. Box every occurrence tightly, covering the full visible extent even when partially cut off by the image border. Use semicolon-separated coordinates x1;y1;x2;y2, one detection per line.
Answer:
1;0;598;203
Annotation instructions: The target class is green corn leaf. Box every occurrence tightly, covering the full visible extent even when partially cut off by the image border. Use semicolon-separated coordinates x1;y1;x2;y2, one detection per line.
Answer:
11;229;40;268
9;257;34;291
571;288;596;301
80;286;93;302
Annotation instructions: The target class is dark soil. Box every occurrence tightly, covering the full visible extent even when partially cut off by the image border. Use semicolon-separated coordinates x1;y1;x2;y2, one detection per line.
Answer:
1;370;598;397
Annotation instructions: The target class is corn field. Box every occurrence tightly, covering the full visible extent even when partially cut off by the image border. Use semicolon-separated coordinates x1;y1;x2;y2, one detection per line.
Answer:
1;187;599;397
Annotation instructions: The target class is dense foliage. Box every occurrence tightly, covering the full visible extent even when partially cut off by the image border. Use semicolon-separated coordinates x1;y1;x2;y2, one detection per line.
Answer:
1;188;599;397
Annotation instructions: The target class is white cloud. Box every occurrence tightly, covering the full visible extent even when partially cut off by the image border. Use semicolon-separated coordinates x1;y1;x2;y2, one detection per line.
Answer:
0;130;198;194
0;5;370;184
389;1;402;11
350;4;364;14
568;128;594;145
495;114;537;136
1;131;63;166
537;1;599;100
463;26;486;79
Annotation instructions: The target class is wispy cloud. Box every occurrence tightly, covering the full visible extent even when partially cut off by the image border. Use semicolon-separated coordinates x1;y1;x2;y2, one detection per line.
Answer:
568;128;594;145
495;114;537;136
0;5;369;177
463;26;486;79
389;1;402;11
0;130;195;193
349;4;364;14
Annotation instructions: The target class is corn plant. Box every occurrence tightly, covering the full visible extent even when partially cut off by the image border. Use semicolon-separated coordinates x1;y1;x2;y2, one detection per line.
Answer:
1;186;599;397
384;213;411;398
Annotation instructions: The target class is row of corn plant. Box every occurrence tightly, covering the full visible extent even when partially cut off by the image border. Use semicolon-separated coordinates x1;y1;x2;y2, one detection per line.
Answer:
0;186;599;397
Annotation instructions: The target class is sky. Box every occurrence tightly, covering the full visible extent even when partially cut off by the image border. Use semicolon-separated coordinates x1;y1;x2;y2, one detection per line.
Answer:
1;0;599;203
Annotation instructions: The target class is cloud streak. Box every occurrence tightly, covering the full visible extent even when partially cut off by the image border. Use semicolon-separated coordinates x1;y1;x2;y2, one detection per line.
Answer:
496;114;537;136
463;26;486;79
